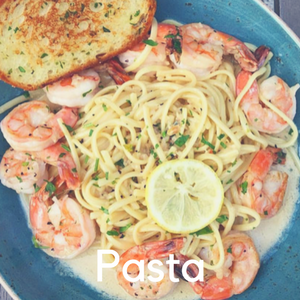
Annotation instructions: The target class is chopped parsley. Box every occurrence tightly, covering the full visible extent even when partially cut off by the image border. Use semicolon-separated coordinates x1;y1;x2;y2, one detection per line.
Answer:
44;180;56;196
240;181;248;194
103;26;111;32
124;144;134;152
227;246;232;253
115;158;125;168
61;144;71;152
16;176;22;183
82;89;92;97
105;172;109;180
33;183;40;193
23;91;30;98
32;236;49;249
143;39;158;46
216;215;229;223
101;206;109;215
120;223;132;233
190;226;213;236
102;104;108;111
201;135;215;150
288;128;294;136
18;66;26;73
174;135;190;147
94;158;99;172
22;162;29;167
41;53;48;59
63;123;74;132
106;230;119;236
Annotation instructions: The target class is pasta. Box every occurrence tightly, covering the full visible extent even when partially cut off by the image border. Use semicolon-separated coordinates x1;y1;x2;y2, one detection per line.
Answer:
58;30;299;268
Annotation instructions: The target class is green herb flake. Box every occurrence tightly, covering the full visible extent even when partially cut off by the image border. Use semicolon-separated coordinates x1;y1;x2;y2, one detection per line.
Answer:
201;136;215;150
190;226;213;236
240;181;248;194
216;215;229;223
227;246;232;253
106;230;119;236
8;69;12;75
63;123;74;132
134;10;140;17
143;39;158;46
33;183;40;193
16;176;22;183
82;89;92;97
61;144;71;152
18;66;26;73
44;180;56;196
22;162;29;167
218;134;225;140
106;218;110;223
162;131;167;138
94;158;99;172
102;104;108;111
101;206;109;215
32;236;49;249
103;26;111;32
105;172;109;180
174;135;190;147
232;159;237;167
81;3;85;12
89;129;94;137
155;144;159;149
84;155;90;164
59;153;66;158
126;99;132;105
41;53;48;59
288;128;294;136
150;148;157;159
226;179;233;185
120;223;132;233
23;91;30;98
264;211;269;216
71;168;77;173
115;158;125;168
220;141;227;149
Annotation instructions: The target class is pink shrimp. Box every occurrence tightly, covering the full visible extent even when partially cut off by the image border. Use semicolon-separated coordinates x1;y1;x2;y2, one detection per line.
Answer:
31;142;80;190
0;148;48;194
118;23;178;70
176;232;260;300
236;70;298;133
30;179;96;259
169;23;259;77
44;69;100;108
238;147;288;218
1;100;78;152
117;238;185;300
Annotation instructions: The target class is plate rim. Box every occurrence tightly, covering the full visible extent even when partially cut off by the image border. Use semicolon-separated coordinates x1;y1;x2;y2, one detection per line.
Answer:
1;1;300;299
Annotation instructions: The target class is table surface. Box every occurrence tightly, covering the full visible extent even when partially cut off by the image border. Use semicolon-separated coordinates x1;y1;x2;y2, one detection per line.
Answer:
1;0;300;299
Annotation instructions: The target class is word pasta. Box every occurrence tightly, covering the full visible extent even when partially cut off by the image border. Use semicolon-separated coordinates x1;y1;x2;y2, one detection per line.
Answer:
97;250;204;283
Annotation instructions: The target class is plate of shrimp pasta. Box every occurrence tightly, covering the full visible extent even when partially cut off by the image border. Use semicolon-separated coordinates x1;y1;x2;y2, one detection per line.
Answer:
1;0;300;300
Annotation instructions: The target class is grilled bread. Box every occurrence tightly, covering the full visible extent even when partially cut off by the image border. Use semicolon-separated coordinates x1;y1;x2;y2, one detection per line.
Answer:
0;0;156;90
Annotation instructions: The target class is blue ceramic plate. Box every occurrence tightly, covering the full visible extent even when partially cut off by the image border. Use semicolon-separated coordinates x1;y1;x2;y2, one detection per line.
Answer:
0;1;300;299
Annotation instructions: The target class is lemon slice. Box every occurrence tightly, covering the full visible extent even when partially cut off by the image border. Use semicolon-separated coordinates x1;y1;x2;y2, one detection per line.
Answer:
146;159;224;234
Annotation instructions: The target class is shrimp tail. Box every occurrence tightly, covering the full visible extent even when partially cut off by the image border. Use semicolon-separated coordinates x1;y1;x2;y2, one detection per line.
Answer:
106;58;131;84
175;253;233;300
142;238;185;259
254;45;271;69
233;45;258;72
57;161;80;189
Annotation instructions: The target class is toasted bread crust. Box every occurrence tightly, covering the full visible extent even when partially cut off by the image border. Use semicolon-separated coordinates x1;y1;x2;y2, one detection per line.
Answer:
0;0;156;90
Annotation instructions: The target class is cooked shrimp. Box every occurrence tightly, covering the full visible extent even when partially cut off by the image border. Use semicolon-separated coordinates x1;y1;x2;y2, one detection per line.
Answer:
176;232;259;300
1;100;78;152
0;148;48;194
118;23;178;70
105;58;131;84
117;238;185;300
31;142;80;190
119;23;259;77
45;69;100;108
169;23;259;77
30;179;96;259
239;147;288;218
237;71;298;133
